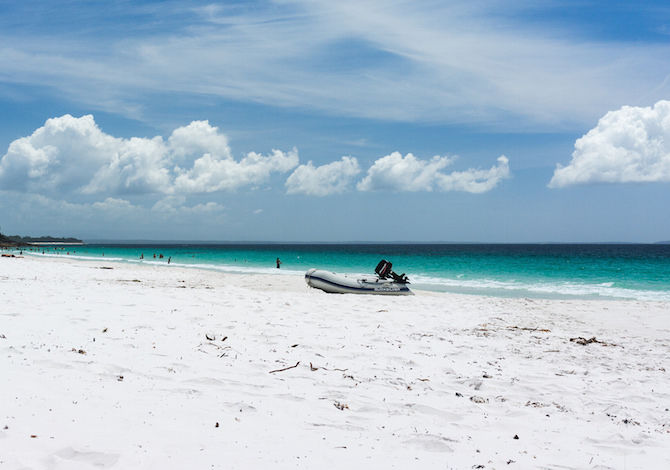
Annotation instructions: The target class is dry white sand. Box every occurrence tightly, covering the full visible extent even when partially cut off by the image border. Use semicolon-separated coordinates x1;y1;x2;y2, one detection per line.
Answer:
1;255;669;469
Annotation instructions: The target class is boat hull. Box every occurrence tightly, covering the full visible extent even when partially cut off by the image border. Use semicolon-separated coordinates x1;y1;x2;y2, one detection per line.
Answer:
305;268;413;295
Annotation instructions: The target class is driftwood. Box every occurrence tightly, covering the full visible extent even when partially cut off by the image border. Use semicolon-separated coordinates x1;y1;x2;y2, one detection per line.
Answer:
309;362;347;372
570;336;603;345
269;361;300;374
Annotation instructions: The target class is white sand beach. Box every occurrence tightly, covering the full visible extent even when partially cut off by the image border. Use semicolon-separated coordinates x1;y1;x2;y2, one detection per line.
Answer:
1;255;669;469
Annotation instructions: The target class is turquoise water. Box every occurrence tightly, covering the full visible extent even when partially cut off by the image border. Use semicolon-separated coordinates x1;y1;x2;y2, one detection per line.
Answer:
20;243;670;301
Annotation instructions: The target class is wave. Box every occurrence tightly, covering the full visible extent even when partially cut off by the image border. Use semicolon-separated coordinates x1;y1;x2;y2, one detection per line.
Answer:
410;274;670;301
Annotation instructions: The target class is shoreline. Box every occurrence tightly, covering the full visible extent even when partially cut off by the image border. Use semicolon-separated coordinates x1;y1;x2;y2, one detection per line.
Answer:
2;255;669;469
16;248;670;302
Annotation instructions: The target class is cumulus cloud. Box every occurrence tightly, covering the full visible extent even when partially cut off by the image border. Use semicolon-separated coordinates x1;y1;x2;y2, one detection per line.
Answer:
435;156;511;193
0;115;120;194
0;114;512;216
0;114;299;199
285;156;361;196
357;153;454;192
357;152;509;193
174;148;299;193
82;135;173;195
550;101;670;188
167;120;231;162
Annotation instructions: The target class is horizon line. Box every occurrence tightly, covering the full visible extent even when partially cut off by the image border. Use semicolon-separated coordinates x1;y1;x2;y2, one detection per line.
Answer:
81;239;670;245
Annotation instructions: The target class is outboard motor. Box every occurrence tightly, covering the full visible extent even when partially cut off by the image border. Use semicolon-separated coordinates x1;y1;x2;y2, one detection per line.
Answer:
375;259;409;284
375;260;393;278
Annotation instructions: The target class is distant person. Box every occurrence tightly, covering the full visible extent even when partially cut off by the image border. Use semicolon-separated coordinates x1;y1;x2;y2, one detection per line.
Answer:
276;258;282;269
168;257;171;264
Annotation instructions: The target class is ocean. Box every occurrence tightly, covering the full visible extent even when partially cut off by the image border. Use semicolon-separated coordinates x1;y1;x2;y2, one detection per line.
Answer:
21;243;670;301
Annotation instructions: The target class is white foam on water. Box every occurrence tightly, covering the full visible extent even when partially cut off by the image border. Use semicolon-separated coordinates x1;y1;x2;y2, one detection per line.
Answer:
410;273;670;301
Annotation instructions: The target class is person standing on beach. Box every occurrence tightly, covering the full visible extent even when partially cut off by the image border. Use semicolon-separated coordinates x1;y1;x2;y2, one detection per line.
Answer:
276;258;282;268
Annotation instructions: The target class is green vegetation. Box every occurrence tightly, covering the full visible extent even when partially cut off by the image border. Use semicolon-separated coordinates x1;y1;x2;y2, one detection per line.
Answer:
5;235;83;243
0;227;82;246
0;230;25;247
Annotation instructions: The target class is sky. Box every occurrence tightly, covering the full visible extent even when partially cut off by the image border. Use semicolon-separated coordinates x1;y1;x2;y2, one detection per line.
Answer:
2;0;670;243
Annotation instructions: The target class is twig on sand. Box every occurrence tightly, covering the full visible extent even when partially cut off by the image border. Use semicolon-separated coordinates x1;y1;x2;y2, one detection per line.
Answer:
269;361;300;374
508;326;550;332
309;362;348;372
570;336;613;346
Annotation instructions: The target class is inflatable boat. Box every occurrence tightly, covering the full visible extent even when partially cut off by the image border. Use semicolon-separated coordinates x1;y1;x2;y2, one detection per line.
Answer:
305;260;413;295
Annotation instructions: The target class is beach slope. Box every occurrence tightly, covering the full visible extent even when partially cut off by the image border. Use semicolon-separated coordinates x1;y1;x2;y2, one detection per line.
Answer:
1;256;669;469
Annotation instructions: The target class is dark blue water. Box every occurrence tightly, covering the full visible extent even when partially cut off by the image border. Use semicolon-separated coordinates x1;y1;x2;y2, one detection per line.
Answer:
23;243;670;301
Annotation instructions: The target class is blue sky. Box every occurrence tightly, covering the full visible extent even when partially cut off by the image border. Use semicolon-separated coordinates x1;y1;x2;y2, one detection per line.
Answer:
2;0;670;242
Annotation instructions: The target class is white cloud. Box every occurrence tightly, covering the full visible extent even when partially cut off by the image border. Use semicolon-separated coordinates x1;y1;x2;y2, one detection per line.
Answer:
436;156;511;194
549;101;670;188
0;115;119;193
174;148;299;193
91;197;138;212
82;135;173;195
357;152;454;192
285;156;360;196
357;152;509;193
0;115;299;198
151;195;225;214
0;115;512;207
167;120;232;162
